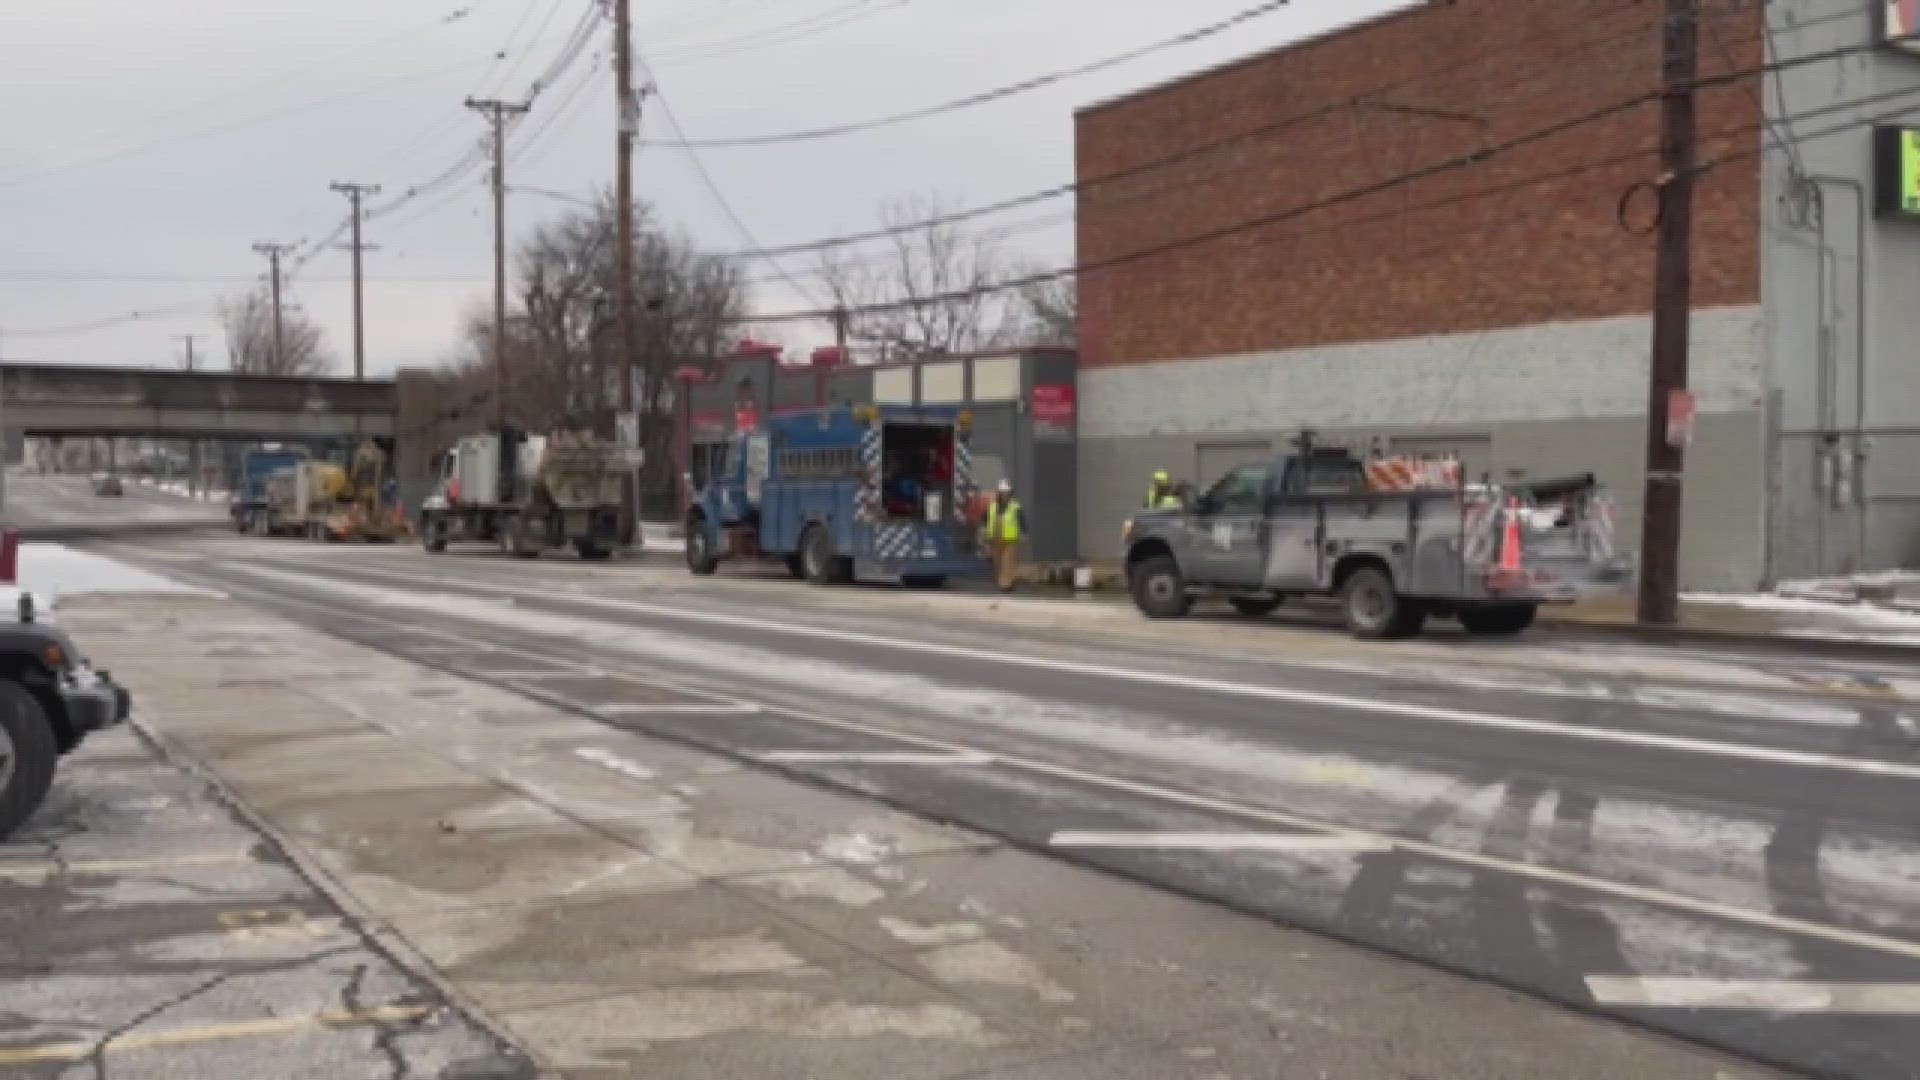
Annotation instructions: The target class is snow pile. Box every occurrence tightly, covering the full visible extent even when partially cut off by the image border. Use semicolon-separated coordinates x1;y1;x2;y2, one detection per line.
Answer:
15;543;215;604
1681;590;1920;646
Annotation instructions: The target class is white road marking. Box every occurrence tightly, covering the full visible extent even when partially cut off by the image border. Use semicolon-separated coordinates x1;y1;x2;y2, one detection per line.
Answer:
230;561;1920;782
155;563;1920;962
760;750;995;765
598;701;762;715
1587;977;1920;1013
1050;831;1393;852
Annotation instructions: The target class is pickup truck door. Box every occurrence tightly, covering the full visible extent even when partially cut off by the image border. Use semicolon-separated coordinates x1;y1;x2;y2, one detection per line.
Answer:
1189;464;1271;587
1263;493;1322;590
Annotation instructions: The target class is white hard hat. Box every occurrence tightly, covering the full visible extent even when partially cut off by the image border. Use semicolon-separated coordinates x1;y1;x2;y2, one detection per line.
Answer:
996;479;1013;494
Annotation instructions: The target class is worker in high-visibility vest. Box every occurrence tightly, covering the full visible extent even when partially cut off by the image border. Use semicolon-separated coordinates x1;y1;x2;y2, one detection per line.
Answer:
1146;470;1180;509
984;479;1025;593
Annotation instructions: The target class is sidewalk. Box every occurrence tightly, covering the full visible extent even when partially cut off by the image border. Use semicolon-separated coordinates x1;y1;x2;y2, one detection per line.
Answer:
1546;590;1920;648
59;591;1775;1080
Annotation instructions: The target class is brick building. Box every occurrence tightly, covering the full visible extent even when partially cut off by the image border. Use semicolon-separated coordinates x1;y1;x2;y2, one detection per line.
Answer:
1074;0;1920;588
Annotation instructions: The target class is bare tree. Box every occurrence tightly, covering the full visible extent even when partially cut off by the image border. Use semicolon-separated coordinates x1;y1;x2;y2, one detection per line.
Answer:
816;193;1019;360
1010;269;1076;347
219;289;333;376
445;195;747;493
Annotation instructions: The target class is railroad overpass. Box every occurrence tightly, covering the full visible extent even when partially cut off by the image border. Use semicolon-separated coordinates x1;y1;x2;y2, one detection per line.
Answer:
0;365;396;450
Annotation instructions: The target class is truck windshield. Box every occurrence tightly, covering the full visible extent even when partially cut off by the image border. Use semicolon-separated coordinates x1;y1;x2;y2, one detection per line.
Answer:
880;422;954;519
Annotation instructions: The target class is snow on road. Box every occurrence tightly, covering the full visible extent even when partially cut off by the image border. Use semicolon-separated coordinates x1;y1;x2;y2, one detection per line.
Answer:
17;543;214;603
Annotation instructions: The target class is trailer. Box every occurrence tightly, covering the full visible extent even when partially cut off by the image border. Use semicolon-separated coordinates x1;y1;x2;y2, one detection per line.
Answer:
1122;433;1629;638
419;428;627;559
683;404;990;587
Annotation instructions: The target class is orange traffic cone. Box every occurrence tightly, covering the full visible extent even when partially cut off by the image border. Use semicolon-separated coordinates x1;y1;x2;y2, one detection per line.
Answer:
1499;496;1523;573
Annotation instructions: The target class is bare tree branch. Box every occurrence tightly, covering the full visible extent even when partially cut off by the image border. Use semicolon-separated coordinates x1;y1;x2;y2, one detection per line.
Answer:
219;289;334;376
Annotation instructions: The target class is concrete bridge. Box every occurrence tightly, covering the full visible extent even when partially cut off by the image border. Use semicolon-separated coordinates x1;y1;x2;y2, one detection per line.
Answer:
0;365;397;446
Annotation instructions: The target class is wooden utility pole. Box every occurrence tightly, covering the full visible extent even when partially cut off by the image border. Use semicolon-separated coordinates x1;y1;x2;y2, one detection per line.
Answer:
466;97;530;426
612;0;644;542
251;242;292;373
330;181;382;382
175;333;196;371
1636;0;1701;626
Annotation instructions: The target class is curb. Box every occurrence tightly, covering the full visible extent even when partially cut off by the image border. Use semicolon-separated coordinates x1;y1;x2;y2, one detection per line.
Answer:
1538;616;1920;661
126;715;547;1079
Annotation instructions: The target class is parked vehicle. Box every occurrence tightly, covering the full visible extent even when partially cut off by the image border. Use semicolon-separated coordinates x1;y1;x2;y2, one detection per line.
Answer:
1121;433;1627;639
232;447;309;533
419;428;629;559
684;404;990;588
0;588;131;839
92;473;123;498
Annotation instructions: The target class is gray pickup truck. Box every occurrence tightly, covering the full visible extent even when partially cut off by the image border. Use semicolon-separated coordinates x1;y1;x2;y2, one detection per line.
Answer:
1121;442;1626;639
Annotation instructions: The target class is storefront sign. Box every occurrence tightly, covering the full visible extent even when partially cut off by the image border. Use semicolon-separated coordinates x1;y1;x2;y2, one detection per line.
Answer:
1883;0;1920;53
1032;383;1076;441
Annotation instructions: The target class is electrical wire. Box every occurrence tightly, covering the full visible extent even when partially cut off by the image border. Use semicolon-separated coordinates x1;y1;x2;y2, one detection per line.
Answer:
643;0;1300;148
646;0;911;65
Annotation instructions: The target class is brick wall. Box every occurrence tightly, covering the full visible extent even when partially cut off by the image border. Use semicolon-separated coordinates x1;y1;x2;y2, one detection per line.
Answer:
1074;0;1764;369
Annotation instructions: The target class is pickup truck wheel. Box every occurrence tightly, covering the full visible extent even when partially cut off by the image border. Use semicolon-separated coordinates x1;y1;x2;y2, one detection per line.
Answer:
1341;565;1426;639
1131;557;1193;619
901;575;947;590
1459;604;1537;636
0;681;58;841
685;520;720;575
1229;594;1283;618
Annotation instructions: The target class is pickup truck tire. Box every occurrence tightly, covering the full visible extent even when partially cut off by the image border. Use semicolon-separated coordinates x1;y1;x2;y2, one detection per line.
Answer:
0;680;58;841
1130;557;1194;619
901;575;947;590
1341;565;1426;639
1229;594;1284;618
685;520;720;575
1459;604;1537;636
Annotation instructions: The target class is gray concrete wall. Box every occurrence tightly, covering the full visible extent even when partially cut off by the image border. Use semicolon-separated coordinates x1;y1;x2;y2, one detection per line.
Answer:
1078;308;1769;591
1763;0;1920;579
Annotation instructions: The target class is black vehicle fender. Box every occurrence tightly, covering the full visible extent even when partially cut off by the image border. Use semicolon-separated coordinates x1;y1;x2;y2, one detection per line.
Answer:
0;628;74;751
1125;537;1178;580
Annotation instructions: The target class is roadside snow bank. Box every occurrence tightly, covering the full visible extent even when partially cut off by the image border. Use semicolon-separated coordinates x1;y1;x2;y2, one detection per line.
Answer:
16;543;216;603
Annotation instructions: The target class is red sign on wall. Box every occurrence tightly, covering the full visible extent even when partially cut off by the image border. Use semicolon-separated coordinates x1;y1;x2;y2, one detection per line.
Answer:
1666;388;1696;448
1032;383;1076;441
735;403;760;434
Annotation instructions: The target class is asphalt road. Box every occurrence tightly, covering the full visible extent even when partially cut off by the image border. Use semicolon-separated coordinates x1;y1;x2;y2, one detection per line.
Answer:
3;473;228;540
70;527;1920;1080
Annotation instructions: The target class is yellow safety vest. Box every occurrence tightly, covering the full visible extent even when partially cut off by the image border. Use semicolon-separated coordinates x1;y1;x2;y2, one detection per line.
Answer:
986;499;1022;542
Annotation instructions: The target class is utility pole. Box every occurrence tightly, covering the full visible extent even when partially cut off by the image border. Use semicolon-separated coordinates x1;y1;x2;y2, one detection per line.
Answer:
1636;0;1700;626
612;0;645;544
329;181;382;382
466;97;530;427
251;242;293;373
175;333;196;371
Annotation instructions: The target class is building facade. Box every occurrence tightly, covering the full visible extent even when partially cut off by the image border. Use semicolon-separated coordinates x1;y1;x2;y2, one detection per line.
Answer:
1074;0;1920;589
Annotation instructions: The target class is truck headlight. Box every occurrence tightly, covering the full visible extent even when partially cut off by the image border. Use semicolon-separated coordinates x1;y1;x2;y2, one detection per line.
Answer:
1121;517;1135;544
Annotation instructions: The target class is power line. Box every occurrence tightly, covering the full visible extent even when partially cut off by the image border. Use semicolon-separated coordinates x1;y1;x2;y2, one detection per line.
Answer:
643;0;1300;148
646;0;912;64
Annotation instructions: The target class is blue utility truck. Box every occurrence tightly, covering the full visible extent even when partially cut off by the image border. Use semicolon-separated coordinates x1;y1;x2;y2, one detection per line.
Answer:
230;446;309;534
683;404;989;588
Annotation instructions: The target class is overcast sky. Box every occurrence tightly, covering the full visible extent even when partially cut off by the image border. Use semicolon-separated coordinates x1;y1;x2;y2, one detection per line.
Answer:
0;0;1409;376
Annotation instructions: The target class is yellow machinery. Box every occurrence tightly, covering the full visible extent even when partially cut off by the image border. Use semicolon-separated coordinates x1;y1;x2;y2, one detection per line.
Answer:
334;439;408;542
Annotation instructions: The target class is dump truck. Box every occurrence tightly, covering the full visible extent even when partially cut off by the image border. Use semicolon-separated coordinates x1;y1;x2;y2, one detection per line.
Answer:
683;404;991;588
232;447;308;533
261;460;352;540
419;428;628;559
1121;433;1628;639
